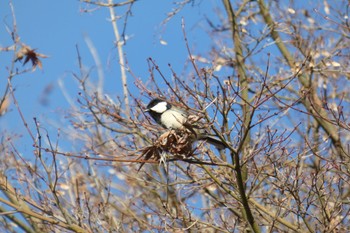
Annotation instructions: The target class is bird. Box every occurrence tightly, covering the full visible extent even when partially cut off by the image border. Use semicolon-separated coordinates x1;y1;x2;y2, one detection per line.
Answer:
145;98;227;149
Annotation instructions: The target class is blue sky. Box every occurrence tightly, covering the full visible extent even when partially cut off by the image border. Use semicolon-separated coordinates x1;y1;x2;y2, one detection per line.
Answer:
0;1;222;144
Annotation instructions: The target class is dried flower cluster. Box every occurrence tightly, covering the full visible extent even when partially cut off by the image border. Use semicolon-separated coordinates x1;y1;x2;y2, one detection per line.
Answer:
137;114;207;169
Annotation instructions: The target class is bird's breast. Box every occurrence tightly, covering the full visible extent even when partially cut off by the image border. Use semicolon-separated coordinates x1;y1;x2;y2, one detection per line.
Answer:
161;110;186;129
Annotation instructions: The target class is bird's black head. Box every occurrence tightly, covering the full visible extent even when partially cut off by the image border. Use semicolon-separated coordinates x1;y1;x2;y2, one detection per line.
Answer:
146;99;171;113
145;98;171;124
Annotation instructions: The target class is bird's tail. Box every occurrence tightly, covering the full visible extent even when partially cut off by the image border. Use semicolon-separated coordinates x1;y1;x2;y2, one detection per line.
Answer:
198;135;227;150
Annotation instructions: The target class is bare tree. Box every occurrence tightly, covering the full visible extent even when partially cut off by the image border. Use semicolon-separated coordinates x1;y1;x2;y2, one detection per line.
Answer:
1;0;350;232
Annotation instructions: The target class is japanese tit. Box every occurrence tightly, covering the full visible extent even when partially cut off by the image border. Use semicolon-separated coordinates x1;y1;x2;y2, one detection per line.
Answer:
145;98;227;149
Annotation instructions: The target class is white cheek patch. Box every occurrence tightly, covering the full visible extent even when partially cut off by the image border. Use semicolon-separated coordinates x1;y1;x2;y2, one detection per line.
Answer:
150;101;167;113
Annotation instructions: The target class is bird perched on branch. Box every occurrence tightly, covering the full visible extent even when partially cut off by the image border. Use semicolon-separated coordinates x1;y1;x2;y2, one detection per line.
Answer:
145;98;227;149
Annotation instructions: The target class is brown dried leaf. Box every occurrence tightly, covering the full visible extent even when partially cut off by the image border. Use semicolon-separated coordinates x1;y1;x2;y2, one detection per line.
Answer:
0;95;10;116
15;44;48;70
